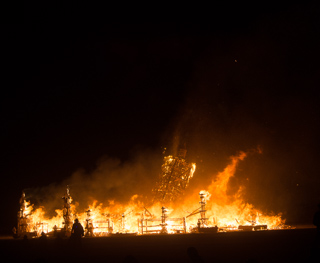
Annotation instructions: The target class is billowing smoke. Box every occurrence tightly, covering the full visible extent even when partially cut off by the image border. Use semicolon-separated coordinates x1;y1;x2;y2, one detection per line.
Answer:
26;149;163;218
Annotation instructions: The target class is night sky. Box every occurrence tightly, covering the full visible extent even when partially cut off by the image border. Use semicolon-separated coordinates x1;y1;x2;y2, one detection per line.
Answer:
1;3;319;234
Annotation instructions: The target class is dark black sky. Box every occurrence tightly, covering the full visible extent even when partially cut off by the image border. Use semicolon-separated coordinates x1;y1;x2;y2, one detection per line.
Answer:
1;3;320;234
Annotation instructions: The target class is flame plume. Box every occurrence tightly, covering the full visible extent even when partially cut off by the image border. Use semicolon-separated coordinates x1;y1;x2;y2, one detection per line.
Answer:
15;149;285;237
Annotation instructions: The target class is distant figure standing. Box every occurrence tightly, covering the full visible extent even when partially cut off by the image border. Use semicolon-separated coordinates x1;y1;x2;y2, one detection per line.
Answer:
71;218;84;239
70;218;84;250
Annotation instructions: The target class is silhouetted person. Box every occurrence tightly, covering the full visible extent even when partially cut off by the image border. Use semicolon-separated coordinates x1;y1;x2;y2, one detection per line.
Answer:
71;218;84;239
187;247;205;263
70;218;84;249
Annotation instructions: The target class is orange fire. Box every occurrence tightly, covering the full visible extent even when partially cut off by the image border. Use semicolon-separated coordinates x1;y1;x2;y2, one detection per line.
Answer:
192;151;284;229
19;150;285;236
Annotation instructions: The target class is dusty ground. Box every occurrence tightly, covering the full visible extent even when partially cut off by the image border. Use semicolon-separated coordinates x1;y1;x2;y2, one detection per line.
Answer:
0;228;319;263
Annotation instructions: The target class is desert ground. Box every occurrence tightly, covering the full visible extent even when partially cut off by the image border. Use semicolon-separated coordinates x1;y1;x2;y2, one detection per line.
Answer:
0;227;319;263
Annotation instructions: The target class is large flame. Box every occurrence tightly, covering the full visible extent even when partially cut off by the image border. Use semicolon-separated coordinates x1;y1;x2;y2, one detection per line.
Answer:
20;150;285;236
203;151;284;229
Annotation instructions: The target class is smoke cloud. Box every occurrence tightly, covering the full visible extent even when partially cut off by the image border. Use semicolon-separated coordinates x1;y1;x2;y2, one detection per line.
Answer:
26;149;162;218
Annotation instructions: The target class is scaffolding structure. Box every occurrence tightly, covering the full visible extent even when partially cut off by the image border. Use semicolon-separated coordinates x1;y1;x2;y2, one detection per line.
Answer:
15;192;36;238
187;191;218;233
35;222;49;236
153;148;196;203
61;185;73;236
85;209;115;236
187;192;209;227
14;186;273;237
138;206;186;234
92;218;113;236
85;209;94;237
238;214;268;231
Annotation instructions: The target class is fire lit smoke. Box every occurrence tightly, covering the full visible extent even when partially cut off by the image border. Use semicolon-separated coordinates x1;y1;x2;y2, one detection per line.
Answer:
15;148;285;237
166;150;284;230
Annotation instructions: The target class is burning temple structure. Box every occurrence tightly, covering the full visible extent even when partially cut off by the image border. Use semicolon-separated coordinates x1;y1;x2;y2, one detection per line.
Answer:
13;149;286;238
152;147;196;203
